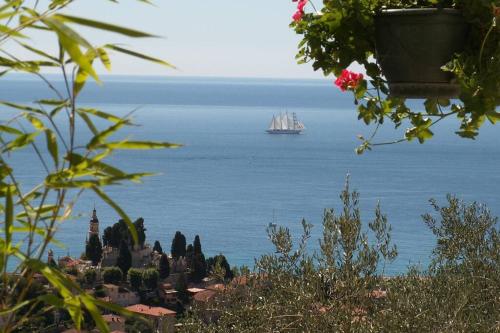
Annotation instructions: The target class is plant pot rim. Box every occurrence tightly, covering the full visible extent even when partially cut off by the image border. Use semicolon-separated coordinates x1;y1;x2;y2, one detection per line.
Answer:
378;8;461;16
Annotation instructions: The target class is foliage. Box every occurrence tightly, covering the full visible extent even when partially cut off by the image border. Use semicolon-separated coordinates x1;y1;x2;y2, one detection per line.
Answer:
104;218;147;249
142;268;159;290
0;0;178;331
134;218;146;249
125;316;154;333
102;267;123;285
64;266;78;276
171;231;187;259
153;240;163;254
175;272;189;303
116;240;132;276
191;253;207;283
127;268;143;291
158;253;170;279
207;254;233;281
179;184;499;332
291;0;499;152
193;235;202;254
84;269;97;286
86;234;103;266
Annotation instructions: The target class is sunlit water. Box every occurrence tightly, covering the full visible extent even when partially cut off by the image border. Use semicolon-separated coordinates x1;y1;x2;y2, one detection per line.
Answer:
2;75;499;275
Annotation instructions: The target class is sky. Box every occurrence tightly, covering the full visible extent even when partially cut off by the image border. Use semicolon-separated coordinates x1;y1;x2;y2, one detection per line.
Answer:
17;0;329;79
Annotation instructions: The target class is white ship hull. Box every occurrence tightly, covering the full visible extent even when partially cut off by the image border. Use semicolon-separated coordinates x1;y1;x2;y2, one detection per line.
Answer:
266;129;302;134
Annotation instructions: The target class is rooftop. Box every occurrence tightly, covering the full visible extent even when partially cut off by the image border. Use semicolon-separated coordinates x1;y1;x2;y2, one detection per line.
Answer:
125;304;176;317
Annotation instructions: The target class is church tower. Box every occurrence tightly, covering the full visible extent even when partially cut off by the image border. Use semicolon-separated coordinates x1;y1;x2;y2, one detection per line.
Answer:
88;208;99;241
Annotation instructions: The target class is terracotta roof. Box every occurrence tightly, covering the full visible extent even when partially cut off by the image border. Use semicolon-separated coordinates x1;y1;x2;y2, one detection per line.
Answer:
187;287;205;294
193;289;217;302
369;289;387;299
125;304;176;317
102;314;124;323
206;283;225;291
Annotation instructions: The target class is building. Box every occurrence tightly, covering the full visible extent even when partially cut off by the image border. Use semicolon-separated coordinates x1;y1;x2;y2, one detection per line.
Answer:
102;284;140;307
125;304;176;333
102;314;125;332
88;208;99;241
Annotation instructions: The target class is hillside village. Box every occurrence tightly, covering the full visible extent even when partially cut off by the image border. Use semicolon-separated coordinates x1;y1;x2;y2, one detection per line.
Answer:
41;209;238;332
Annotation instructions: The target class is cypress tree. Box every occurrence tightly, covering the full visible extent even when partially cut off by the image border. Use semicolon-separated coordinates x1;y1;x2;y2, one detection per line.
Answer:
133;218;146;248
171;231;187;259
116;240;132;276
85;234;103;266
185;244;194;269
193;235;202;255
102;227;113;247
191;253;207;283
159;253;170;279
153;240;163;254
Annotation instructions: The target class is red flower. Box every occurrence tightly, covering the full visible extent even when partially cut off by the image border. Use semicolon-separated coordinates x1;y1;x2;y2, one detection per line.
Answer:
297;0;308;11
334;70;364;92
292;10;304;22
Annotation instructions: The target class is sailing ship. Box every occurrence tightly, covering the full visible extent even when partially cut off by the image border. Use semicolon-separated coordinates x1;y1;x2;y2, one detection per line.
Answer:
266;112;305;134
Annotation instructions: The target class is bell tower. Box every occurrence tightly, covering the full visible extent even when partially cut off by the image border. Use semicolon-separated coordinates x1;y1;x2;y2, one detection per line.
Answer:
88;207;99;240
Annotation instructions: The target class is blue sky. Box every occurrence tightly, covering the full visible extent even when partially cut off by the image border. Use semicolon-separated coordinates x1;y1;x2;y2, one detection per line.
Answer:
22;0;328;79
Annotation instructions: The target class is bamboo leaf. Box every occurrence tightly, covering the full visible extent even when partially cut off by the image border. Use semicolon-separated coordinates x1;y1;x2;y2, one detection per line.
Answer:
5;186;13;249
87;120;127;150
81;295;110;333
26;114;45;130
42;17;98;82
55;14;158;38
97;47;111;70
0;125;22;135
0;101;44;114
45;129;59;168
105;44;175;69
97;140;181;150
76;110;98;135
91;186;138;244
18;42;60;62
77;108;123;123
2;132;39;153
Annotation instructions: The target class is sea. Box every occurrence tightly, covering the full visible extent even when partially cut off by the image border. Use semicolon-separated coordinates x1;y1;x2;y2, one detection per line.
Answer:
2;74;499;275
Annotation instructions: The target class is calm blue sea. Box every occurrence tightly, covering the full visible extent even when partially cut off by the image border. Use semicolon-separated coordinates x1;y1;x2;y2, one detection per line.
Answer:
2;75;499;275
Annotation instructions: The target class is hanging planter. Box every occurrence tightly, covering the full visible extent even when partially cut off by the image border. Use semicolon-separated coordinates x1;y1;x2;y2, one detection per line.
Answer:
291;0;500;151
374;9;469;99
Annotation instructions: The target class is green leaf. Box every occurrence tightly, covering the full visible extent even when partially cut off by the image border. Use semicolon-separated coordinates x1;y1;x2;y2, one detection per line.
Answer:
42;17;98;82
5;186;13;249
54;14;158;38
26;114;45;130
18;42;60;62
87;120;127;150
0;101;44;114
485;112;500;124
97;47;111;70
81;295;110;333
0;125;22;135
77;108;123;123
45;129;59;168
2;132;39;153
92;186;138;244
76;111;98;135
96;140;181;150
105;44;175;69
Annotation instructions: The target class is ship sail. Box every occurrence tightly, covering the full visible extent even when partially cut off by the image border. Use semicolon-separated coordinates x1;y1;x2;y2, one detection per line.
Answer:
268;116;276;130
266;112;304;134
